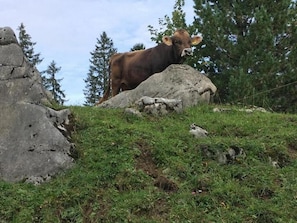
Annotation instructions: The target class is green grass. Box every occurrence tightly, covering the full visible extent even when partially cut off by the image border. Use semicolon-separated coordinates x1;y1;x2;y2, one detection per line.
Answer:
1;104;297;222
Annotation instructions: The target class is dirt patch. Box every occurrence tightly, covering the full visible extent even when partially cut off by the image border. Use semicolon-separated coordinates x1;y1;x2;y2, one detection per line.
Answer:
82;189;112;223
135;140;178;193
154;175;178;192
287;139;297;159
254;187;275;200
135;141;158;178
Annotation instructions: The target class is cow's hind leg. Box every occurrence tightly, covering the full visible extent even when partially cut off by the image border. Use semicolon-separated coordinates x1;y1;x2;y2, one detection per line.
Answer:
111;79;121;96
121;83;130;91
96;78;111;105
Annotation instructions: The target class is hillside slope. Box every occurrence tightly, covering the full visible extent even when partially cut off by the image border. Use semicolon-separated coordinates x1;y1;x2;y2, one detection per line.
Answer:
1;105;297;222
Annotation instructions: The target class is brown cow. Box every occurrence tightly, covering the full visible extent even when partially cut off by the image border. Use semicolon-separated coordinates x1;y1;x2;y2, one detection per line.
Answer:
97;29;202;104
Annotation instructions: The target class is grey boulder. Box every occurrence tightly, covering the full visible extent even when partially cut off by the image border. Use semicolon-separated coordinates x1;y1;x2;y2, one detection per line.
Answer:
98;64;217;110
0;27;74;184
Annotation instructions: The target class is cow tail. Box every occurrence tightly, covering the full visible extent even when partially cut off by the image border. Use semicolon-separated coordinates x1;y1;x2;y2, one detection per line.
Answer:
97;63;111;105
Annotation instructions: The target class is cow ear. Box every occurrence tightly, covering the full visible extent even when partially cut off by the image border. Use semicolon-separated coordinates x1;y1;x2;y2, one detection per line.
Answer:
162;36;173;46
191;36;203;45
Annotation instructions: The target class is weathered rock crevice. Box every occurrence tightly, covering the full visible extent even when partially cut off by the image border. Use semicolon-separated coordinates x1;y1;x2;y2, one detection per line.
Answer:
0;26;74;184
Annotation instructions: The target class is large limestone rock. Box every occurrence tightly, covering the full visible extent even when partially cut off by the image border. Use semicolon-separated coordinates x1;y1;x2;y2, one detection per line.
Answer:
0;27;74;183
98;64;217;109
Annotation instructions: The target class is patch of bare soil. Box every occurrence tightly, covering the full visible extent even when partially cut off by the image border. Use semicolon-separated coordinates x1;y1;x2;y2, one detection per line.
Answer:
82;189;112;223
135;140;178;193
288;140;297;159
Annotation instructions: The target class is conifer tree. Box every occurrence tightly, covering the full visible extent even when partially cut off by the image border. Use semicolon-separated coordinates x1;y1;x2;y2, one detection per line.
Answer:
130;43;146;51
17;23;66;103
84;32;117;106
42;61;66;105
191;0;297;111
17;23;43;66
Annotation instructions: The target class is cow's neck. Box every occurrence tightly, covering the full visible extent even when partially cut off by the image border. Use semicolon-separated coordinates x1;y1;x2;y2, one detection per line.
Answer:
154;43;183;67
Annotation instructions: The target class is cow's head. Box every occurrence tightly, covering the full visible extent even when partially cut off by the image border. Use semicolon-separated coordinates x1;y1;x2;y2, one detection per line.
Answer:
162;29;202;59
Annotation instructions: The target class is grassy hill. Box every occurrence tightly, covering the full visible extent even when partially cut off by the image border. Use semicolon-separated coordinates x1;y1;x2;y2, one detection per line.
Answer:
1;105;297;222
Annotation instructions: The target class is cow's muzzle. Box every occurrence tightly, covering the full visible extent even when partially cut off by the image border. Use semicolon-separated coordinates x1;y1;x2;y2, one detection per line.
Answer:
181;48;193;57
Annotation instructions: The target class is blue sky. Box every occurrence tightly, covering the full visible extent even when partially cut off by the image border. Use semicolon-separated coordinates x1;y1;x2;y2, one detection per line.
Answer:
1;0;195;105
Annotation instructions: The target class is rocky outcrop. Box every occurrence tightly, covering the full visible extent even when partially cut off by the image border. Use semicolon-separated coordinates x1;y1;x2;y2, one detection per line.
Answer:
0;27;74;184
97;64;217;110
136;96;183;116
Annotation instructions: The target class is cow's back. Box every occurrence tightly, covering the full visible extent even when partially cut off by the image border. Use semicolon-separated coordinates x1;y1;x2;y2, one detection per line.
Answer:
123;45;175;86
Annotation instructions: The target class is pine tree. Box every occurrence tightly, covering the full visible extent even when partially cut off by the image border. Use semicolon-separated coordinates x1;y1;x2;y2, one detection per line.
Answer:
84;32;117;106
130;43;146;51
191;0;297;112
17;23;43;66
42;61;66;105
17;23;66;104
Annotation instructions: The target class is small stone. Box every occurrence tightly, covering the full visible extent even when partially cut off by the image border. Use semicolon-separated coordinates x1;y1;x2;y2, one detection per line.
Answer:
189;123;208;138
